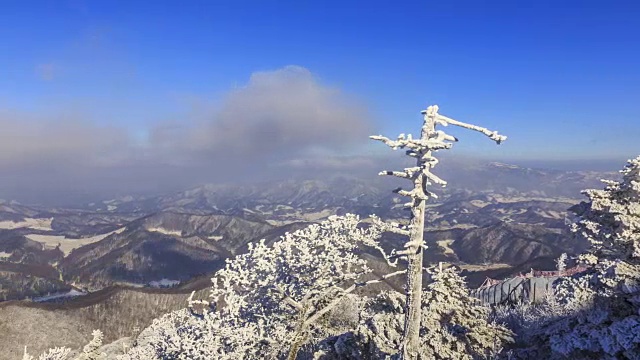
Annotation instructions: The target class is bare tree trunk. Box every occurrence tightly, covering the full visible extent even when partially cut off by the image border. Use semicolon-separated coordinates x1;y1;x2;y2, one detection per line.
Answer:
402;196;426;359
401;111;434;359
371;104;506;359
287;333;307;360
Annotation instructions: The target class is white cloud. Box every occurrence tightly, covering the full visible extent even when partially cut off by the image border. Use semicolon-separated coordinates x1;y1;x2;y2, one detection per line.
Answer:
0;66;376;203
156;65;371;162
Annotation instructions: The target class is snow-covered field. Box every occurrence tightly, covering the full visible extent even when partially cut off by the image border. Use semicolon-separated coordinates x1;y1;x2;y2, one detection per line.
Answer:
148;279;181;288
436;239;456;255
33;289;86;303
0;218;53;231
26;227;126;255
146;227;182;237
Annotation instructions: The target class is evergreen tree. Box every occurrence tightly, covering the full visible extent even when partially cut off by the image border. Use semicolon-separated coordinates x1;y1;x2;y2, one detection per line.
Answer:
571;155;640;264
419;265;513;359
76;330;105;360
503;156;640;359
356;265;512;360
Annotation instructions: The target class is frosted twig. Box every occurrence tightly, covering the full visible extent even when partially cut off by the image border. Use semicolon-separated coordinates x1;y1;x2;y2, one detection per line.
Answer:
435;113;507;144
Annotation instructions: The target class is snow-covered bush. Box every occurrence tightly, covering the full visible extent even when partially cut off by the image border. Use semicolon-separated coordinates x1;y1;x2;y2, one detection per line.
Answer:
556;253;567;275
24;330;104;360
75;330;106;360
492;291;578;358
23;347;72;360
418;265;513;359
121;214;396;359
325;265;512;359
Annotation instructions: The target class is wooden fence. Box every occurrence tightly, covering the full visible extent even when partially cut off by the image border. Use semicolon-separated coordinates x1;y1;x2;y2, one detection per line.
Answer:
470;266;588;305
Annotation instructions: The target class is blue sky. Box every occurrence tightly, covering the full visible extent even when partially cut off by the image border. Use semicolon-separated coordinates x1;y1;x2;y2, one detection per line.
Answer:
0;0;639;200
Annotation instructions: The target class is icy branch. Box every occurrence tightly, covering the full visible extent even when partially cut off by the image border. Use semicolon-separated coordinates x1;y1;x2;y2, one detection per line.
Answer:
372;218;411;237
301;270;407;328
434;112;507;144
369;135;454;152
423;168;447;186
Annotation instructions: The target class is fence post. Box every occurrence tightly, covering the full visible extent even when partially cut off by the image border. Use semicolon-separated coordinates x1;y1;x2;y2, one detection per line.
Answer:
532;282;536;304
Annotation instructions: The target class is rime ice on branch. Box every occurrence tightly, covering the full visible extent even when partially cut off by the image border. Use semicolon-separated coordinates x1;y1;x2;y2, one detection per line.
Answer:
370;105;506;359
571;155;640;263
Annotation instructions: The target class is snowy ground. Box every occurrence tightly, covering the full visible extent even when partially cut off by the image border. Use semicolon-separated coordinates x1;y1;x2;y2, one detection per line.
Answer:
148;279;181;288
33;289;86;303
145;227;182;237
26;227;126;255
0;218;53;231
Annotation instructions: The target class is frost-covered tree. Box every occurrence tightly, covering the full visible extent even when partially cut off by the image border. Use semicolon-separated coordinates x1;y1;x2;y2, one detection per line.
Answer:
537;156;640;359
24;330;104;360
556;253;567;275
496;156;640;359
76;330;106;360
562;156;640;301
571;155;640;263
371;104;506;358
351;265;512;359
419;265;513;359
121;214;400;359
23;347;72;360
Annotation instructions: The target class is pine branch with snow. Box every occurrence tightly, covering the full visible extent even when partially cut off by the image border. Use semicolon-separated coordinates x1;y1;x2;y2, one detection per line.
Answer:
571;155;640;263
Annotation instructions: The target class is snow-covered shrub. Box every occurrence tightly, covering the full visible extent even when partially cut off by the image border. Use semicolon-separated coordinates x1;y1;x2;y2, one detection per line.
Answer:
24;330;104;360
520;265;640;359
329;265;513;359
75;330;106;360
121;214;394;359
23;347;72;360
556;253;567;275
492;290;576;357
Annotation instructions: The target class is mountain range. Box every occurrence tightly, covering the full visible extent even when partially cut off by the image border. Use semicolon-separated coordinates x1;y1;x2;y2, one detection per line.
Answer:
0;161;612;300
0;160;616;357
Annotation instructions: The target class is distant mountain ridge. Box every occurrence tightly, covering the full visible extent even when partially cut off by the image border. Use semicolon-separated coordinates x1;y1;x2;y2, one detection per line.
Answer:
0;161;612;300
58;211;303;288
